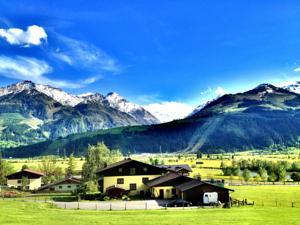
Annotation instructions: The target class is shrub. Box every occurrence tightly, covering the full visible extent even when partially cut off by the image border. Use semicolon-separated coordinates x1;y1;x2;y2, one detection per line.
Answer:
103;196;110;201
121;195;130;201
291;172;300;182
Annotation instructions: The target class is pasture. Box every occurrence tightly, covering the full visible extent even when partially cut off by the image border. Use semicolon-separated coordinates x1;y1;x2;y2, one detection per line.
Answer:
6;150;300;181
1;200;300;225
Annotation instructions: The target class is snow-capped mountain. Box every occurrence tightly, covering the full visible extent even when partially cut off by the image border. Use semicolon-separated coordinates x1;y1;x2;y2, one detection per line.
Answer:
103;92;160;124
0;81;159;123
105;92;140;113
0;80;83;106
282;81;300;94
0;80;160;148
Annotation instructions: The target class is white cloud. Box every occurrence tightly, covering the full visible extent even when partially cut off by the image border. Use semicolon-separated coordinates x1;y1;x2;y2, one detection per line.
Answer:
143;102;194;123
294;67;300;72
52;51;73;65
0;25;47;46
215;87;226;96
82;75;103;84
0;55;82;88
53;35;120;73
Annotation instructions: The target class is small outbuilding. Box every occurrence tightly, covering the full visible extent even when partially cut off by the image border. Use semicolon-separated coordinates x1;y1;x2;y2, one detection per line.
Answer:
176;180;234;205
6;169;44;190
37;176;82;193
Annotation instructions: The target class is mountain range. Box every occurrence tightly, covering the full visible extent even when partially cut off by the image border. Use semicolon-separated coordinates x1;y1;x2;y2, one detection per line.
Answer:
0;80;159;148
6;82;300;157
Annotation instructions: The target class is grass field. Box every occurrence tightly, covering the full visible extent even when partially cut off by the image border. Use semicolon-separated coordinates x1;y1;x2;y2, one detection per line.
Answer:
0;201;300;225
230;185;300;207
1;185;300;225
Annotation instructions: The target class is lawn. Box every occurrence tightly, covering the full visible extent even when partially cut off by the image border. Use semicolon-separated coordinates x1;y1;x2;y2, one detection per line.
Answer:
230;185;300;207
1;201;300;225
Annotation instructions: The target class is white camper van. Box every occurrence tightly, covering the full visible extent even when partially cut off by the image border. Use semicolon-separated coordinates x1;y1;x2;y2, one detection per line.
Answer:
203;192;218;204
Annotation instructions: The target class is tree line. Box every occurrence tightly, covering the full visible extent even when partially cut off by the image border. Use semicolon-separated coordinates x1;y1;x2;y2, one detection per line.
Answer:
221;158;300;182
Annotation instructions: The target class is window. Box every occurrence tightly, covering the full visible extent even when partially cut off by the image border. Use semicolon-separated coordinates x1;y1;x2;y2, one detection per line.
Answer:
59;186;62;189
142;177;149;184
129;183;136;191
130;168;136;175
118;168;123;173
143;167;148;172
68;185;71;188
17;180;21;184
117;178;124;184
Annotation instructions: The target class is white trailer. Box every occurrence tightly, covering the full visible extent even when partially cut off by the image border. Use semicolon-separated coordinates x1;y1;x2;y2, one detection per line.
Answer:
203;192;218;204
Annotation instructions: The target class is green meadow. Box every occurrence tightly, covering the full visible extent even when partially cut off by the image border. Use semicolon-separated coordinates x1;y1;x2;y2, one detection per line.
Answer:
1;185;300;225
1;201;300;225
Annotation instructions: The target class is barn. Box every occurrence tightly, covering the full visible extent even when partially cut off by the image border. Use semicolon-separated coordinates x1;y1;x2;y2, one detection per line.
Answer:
176;180;234;205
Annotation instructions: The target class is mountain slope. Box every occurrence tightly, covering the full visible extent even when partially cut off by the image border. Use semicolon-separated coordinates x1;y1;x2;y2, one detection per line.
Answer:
7;83;300;157
0;81;159;148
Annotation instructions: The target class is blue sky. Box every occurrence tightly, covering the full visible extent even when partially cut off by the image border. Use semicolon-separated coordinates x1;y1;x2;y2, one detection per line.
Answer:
1;1;300;121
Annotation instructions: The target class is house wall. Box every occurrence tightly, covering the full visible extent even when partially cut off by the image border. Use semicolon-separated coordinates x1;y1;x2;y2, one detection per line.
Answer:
53;183;80;192
103;175;160;196
152;186;176;199
7;177;42;190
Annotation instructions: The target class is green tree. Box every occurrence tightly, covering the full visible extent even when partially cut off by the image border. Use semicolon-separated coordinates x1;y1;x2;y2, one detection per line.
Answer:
232;167;241;176
0;153;13;185
82;142;122;182
65;153;76;177
21;176;29;190
268;172;277;182
242;169;251;182
258;167;268;182
21;164;29;170
38;156;64;184
277;165;286;182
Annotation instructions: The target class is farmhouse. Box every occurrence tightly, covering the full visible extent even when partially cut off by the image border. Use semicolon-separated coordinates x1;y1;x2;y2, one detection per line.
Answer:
37;176;82;193
6;169;44;190
96;158;166;197
97;158;233;204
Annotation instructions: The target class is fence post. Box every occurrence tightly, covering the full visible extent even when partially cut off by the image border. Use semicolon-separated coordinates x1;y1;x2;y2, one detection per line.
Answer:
292;202;294;208
64;202;66;209
165;203;167;210
110;203;112;211
77;202;79;210
145;202;147;210
125;203;127;210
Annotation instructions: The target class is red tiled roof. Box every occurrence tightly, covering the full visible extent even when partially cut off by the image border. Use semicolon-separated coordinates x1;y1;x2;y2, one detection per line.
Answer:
22;169;44;176
6;169;44;178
